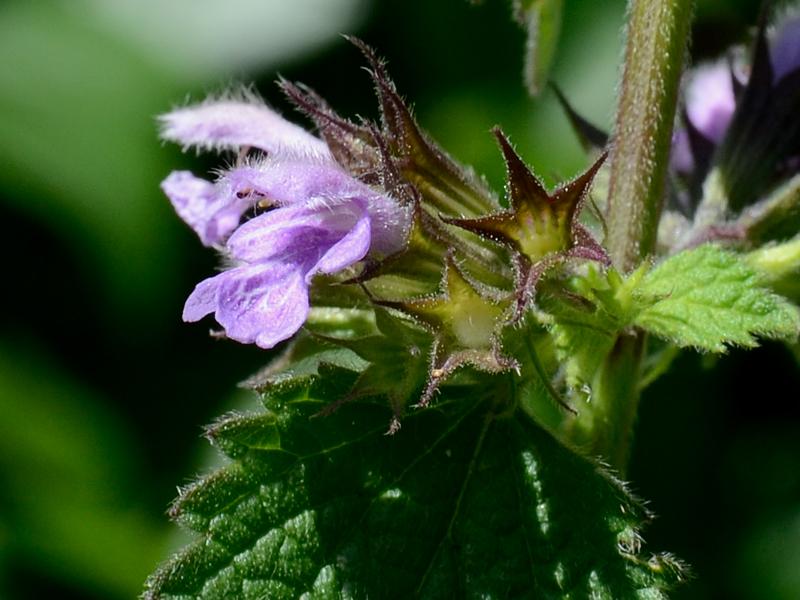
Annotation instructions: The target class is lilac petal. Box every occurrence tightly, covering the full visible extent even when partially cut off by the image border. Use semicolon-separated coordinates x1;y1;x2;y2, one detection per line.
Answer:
214;261;310;349
362;196;411;256
685;62;736;144
224;160;367;206
161;171;251;246
227;199;364;263
182;273;224;322
162;170;215;238
159;97;331;159
224;160;409;254
771;13;800;82
311;208;371;278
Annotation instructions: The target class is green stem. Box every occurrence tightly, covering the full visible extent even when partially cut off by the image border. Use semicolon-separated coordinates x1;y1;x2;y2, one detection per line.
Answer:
587;0;693;472
606;0;694;273
581;333;645;473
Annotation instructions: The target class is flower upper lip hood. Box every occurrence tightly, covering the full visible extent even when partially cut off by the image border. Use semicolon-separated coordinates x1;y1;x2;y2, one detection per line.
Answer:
160;93;409;349
159;91;332;159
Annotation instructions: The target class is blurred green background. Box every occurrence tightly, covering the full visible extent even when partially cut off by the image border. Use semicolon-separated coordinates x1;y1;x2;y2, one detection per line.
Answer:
1;0;797;598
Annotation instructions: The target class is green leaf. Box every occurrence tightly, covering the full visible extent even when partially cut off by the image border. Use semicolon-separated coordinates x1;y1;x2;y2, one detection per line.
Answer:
635;245;800;352
514;0;564;96
145;352;683;598
242;337;367;395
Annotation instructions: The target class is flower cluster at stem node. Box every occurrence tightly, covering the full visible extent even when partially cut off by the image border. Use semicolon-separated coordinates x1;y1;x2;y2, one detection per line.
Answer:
160;41;608;415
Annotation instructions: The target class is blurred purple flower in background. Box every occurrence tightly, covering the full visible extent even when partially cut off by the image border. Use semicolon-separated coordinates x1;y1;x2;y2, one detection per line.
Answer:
671;61;737;175
160;94;409;348
673;10;800;181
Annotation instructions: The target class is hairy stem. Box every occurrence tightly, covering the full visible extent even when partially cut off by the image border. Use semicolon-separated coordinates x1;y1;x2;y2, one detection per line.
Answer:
606;0;694;272
569;333;645;474
584;0;693;473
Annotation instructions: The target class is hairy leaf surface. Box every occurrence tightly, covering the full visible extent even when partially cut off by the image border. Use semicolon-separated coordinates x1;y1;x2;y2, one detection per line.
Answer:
145;351;683;599
635;245;800;352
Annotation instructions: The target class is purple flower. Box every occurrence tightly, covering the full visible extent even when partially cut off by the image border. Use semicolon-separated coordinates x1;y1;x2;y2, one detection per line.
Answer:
676;12;800;160
159;93;333;247
670;61;738;177
685;62;737;145
672;10;800;199
160;91;332;158
160;94;409;348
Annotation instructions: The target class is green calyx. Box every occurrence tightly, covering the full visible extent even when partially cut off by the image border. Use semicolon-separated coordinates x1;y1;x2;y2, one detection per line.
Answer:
389;253;507;351
284;44;617;416
376;252;517;406
447;129;607;265
282;30;798;465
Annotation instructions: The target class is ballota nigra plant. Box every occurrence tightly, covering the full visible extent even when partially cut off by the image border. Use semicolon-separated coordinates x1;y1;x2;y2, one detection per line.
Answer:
145;1;800;598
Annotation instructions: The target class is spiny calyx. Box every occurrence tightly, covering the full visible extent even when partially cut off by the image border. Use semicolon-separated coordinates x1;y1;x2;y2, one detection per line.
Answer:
447;129;607;264
377;252;517;406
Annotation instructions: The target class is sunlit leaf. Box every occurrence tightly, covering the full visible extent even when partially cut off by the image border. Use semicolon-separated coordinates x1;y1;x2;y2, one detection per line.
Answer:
635;245;800;352
145;349;683;599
